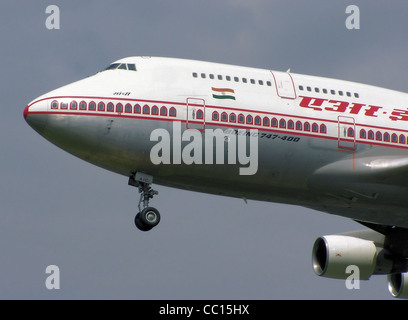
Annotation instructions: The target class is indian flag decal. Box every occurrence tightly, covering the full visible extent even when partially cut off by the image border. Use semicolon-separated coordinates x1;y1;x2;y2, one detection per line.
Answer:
212;87;236;100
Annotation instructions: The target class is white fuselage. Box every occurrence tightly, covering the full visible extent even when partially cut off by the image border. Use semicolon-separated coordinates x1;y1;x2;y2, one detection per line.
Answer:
24;56;408;227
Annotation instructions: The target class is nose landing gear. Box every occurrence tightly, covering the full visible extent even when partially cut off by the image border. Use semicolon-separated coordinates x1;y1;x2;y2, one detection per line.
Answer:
129;172;161;232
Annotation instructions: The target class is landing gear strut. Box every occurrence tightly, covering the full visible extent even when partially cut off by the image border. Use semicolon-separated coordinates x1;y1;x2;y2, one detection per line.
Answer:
129;172;160;232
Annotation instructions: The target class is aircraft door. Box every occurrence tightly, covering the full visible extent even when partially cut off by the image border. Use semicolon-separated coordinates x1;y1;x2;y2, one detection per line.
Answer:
270;71;296;99
186;98;205;131
338;116;356;150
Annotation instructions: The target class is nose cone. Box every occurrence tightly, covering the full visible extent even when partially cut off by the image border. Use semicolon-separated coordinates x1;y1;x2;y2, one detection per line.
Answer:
24;98;48;134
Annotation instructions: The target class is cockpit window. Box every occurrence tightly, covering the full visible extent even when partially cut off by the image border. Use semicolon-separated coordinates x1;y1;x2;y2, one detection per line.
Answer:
104;63;120;71
127;63;136;71
102;63;137;72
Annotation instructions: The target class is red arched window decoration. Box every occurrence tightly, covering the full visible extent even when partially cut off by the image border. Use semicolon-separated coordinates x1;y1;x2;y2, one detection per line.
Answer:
152;105;159;115
160;106;167;116
263;117;270;126
143;105;150;114
279;119;286;128
238;114;245;124
107;102;114;112
169;107;177;117
288;120;294;130
255;116;261;125
196;109;204;119
79;101;87;110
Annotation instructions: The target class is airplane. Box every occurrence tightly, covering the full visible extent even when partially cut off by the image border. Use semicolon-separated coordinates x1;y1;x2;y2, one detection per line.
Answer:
24;56;408;298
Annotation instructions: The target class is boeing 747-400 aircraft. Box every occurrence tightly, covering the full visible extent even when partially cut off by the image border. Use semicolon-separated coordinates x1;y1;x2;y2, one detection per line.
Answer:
24;56;408;298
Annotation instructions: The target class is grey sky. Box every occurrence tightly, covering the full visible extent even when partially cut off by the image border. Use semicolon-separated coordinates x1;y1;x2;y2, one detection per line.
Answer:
1;0;408;299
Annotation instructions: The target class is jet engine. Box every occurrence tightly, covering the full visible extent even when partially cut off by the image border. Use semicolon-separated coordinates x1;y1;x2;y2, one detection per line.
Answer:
387;273;408;298
312;234;408;298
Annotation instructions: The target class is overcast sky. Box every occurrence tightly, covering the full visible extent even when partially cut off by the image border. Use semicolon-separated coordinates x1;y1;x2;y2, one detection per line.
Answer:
2;0;408;300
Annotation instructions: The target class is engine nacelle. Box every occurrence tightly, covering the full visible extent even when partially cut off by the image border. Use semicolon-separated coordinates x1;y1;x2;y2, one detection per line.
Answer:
312;235;378;279
313;233;408;298
387;273;408;298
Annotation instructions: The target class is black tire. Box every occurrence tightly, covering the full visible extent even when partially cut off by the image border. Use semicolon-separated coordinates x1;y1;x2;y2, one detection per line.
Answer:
134;212;152;232
139;207;161;229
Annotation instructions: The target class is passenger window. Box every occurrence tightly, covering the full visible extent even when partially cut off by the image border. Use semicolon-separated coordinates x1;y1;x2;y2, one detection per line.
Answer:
69;101;78;110
196;110;204;119
143;105;150;114
263;117;270;126
79;101;87;110
288;120;294;129
133;104;140;113
107;102;114;112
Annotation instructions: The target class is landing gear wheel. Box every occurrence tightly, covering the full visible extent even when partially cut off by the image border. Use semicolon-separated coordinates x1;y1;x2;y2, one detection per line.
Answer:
134;213;150;232
134;208;161;231
129;173;161;232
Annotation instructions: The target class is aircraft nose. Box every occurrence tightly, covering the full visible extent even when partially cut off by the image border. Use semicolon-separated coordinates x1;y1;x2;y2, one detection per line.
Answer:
24;99;48;134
